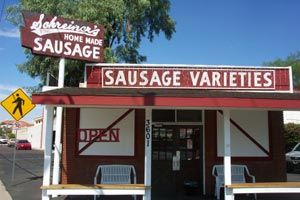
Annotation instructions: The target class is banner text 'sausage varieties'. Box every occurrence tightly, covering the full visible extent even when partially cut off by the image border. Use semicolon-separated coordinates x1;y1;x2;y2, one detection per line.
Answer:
102;68;275;89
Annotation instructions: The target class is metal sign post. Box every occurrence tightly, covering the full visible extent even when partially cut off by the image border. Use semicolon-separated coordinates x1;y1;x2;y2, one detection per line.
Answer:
11;122;19;182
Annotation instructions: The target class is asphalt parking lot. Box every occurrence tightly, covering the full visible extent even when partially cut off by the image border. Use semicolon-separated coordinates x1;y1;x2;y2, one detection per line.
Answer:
1;145;300;200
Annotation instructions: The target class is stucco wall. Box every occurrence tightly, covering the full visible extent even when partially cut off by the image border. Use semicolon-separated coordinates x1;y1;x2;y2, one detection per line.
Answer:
217;110;269;157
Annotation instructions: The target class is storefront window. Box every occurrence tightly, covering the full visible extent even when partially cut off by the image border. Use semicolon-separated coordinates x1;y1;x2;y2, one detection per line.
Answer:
152;109;175;122
152;109;202;123
177;110;202;122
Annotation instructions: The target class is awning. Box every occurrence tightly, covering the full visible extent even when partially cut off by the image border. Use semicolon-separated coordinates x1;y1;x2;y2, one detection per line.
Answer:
32;87;300;110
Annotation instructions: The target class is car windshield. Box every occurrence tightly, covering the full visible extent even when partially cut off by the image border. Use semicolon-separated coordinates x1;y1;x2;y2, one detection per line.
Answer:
18;140;29;143
294;144;300;151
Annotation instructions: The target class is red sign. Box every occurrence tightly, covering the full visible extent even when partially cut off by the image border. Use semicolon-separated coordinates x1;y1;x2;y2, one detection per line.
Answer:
85;65;292;92
102;67;276;89
21;12;105;62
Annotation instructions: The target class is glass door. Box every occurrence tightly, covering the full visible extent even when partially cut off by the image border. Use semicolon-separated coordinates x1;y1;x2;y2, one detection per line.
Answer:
152;125;203;199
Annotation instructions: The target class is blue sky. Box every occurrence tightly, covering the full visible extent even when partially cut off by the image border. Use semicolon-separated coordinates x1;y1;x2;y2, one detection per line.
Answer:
0;0;300;122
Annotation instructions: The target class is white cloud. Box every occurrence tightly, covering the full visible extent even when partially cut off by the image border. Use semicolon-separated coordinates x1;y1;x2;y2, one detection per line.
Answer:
0;92;13;101
0;93;8;100
0;85;20;102
0;84;19;92
0;28;20;38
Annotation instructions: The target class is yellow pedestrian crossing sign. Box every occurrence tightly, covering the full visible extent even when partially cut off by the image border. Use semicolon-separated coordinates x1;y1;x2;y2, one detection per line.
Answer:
1;88;36;121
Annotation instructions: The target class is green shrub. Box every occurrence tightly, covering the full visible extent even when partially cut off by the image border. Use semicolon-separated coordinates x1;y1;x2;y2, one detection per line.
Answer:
284;123;300;152
7;132;16;139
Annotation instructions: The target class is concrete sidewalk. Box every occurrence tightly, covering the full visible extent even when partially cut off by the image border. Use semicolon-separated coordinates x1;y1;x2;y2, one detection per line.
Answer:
0;179;12;200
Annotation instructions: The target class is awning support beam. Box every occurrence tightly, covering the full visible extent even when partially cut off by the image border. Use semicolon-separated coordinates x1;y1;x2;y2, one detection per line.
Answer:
223;109;234;200
53;58;65;186
144;108;152;200
42;106;54;200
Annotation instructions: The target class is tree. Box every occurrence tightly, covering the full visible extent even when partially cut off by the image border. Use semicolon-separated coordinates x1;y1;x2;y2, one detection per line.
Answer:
0;126;12;138
284;123;300;152
264;52;300;88
6;0;176;87
0;129;4;137
7;132;16;139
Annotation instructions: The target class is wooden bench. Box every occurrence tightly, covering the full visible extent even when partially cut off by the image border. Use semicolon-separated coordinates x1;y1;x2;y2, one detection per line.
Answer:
226;182;300;199
41;184;149;198
41;165;148;199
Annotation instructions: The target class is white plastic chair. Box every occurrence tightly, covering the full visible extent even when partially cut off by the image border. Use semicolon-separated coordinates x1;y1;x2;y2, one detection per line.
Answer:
212;164;256;200
94;164;137;200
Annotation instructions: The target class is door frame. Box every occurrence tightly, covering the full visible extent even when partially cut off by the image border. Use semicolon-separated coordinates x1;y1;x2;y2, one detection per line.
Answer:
151;110;206;194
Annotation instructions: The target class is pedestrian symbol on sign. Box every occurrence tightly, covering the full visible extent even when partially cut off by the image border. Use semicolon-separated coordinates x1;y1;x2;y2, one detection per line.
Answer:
12;93;25;117
1;88;36;121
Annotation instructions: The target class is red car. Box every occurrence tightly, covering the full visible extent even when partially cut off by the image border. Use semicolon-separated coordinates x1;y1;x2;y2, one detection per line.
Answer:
15;140;32;150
